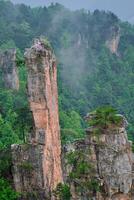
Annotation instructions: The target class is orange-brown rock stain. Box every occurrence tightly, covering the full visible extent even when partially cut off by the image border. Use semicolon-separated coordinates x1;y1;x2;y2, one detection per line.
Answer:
25;40;63;192
42;58;62;190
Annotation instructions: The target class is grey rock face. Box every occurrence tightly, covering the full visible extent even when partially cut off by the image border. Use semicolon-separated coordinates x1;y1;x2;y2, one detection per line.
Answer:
62;117;133;200
95;129;132;197
11;143;44;193
0;49;19;90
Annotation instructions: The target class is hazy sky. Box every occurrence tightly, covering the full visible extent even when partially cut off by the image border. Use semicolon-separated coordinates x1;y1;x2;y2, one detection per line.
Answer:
11;0;134;22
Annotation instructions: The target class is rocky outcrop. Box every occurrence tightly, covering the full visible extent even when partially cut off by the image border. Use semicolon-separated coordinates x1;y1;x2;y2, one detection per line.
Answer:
106;26;120;54
0;49;19;90
62;114;133;200
11;39;133;200
12;144;45;199
12;39;63;199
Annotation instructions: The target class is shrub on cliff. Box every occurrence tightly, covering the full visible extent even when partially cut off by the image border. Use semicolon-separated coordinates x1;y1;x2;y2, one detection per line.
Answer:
54;183;71;200
41;37;52;49
66;149;100;195
88;106;122;129
16;49;25;68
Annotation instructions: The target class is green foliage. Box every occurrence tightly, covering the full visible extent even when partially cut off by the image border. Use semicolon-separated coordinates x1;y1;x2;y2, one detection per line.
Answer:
132;142;134;153
60;111;85;144
0;40;16;51
66;151;78;165
0;148;12;177
60;32;71;48
127;124;134;141
0;112;20;149
66;149;100;195
0;178;19;200
40;37;52;49
61;129;84;144
0;88;32;147
67;150;94;179
19;161;34;171
87;179;100;192
88;106;122;129
54;183;71;200
0;50;32;145
0;2;134;195
0;46;32;193
69;161;93;179
16;49;25;68
0;1;134;143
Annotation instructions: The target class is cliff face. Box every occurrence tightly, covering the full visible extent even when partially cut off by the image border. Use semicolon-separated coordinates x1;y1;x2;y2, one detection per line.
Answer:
62;115;133;200
0;49;19;90
11;39;133;200
12;39;62;199
25;39;63;190
106;26;120;54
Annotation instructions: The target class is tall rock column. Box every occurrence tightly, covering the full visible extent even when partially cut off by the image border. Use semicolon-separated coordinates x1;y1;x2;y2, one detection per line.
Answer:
0;49;19;90
62;112;133;200
24;39;63;191
12;39;63;199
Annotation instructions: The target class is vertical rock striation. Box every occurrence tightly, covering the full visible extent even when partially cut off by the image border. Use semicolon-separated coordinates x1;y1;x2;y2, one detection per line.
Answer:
11;39;133;200
25;39;63;190
62;114;133;200
0;49;19;90
12;39;62;199
106;26;120;54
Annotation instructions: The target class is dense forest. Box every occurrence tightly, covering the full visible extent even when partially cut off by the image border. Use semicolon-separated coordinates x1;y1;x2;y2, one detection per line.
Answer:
0;0;134;197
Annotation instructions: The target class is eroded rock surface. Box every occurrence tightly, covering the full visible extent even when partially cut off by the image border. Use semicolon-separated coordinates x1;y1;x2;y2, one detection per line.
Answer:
62;115;133;200
106;26;120;54
12;39;62;199
0;49;19;90
11;39;133;200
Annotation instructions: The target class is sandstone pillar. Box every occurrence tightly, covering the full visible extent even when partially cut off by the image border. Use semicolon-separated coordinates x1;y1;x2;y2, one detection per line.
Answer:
12;39;63;199
24;38;63;191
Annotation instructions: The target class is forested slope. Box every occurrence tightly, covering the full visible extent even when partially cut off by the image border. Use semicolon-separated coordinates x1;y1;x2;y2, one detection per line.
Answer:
0;0;134;152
